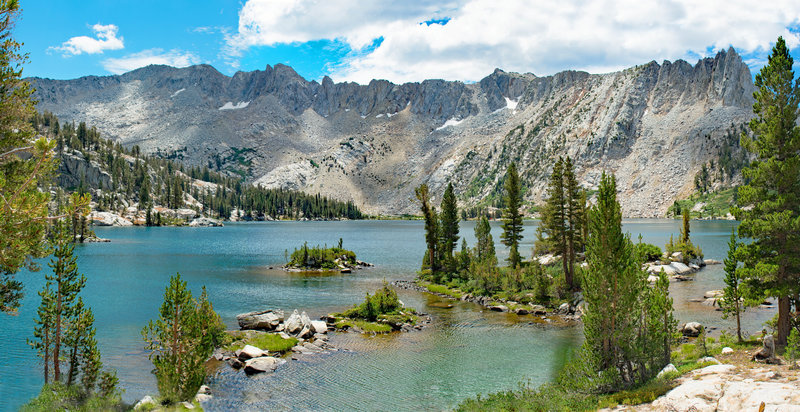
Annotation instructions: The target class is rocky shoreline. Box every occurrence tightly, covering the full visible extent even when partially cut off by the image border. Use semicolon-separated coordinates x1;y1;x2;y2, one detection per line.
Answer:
283;260;374;274
391;280;584;323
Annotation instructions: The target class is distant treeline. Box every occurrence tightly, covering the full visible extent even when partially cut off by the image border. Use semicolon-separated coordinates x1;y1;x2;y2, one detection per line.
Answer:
32;111;363;220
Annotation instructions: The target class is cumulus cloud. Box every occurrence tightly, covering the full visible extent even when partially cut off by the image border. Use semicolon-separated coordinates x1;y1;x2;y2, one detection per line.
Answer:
102;49;202;74
227;0;800;83
54;24;124;55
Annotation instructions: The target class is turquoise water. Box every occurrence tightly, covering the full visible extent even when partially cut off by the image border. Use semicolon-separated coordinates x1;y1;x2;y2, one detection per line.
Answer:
0;219;776;411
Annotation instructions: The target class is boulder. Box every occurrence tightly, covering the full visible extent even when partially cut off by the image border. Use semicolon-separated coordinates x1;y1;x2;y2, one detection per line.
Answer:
236;345;265;360
721;347;734;354
670;251;683;261
670;262;691;273
656;363;678;379
300;311;313;329
188;217;223;227
134;395;157;410
681;321;703;337
704;290;724;299
648;264;678;276
89;211;133;227
298;324;314;339
514;307;529;315
197;385;211;395
647;275;659;283
285;310;303;334
557;302;570;314
488;305;508;312
195;393;212;403
227;357;244;369
180;401;195;409
530;305;547;315
698;356;721;365
236;310;283;330
243;356;284;374
311;320;328;334
752;334;777;363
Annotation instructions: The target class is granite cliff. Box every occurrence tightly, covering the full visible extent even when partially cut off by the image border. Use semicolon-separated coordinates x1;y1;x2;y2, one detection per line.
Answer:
30;48;755;216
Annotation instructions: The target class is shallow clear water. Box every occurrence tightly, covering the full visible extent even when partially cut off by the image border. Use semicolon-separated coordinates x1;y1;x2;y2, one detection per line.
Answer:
0;219;775;411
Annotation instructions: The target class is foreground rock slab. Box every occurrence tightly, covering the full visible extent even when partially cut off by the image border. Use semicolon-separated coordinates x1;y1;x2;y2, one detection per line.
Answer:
244;356;285;374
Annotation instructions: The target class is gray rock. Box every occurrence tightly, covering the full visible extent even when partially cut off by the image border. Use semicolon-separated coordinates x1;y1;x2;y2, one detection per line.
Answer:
681;321;703;337
513;307;529;315
243;356;284;374
189;217;223;227
698;356;721;365
285;309;303;334
134;395;157;410
311;320;328;334
236;310;283;330
530;305;547;315
656;363;678;379
557;302;570;314
236;344;265;360
488;305;508;312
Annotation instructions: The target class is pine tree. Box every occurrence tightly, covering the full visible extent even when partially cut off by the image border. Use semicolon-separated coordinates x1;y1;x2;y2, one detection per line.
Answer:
474;215;496;266
680;207;690;244
439;182;460;274
734;36;800;346
47;221;87;382
540;157;566;259
540;157;584;289
0;1;87;314
646;270;676;369
581;172;647;389
721;228;746;342
415;184;439;273
501;162;524;268
142;273;224;403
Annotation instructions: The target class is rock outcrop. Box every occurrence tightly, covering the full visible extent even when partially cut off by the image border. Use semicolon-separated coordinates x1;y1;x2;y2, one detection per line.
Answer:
31;48;755;217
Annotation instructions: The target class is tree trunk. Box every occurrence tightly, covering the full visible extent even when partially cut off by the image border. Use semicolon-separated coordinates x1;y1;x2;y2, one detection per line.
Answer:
778;296;791;346
736;300;742;343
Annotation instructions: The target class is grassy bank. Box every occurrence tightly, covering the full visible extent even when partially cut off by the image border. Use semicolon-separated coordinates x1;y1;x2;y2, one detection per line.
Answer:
457;335;762;411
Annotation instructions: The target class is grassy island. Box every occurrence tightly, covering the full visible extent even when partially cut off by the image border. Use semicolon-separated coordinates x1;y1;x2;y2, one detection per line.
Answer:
328;283;419;333
285;240;362;272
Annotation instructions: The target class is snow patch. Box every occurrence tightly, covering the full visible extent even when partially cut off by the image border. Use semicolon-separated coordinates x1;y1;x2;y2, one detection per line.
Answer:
219;101;250;110
505;97;518;111
435;118;464;130
170;88;185;98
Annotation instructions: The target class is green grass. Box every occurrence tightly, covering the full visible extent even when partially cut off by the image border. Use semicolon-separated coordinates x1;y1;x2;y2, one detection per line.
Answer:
422;282;464;299
224;331;298;353
669;188;737;219
21;383;127;412
334;319;394;333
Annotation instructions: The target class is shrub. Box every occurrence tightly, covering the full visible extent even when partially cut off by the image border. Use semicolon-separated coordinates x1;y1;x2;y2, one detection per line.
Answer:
635;243;662;262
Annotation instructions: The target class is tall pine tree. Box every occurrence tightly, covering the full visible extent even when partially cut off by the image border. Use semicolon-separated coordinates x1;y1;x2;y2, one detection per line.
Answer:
439;182;460;274
734;36;800;346
416;184;439;273
721;227;747;343
501;162;524;268
581;172;647;389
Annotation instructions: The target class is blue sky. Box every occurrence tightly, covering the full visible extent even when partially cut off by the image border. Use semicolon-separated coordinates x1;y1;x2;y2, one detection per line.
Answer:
16;0;800;84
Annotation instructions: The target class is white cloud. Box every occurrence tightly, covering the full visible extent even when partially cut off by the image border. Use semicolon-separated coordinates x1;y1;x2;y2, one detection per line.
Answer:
228;0;800;83
102;49;202;75
54;24;124;55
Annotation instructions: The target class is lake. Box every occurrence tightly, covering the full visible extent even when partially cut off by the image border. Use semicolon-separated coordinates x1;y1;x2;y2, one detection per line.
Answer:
0;219;776;411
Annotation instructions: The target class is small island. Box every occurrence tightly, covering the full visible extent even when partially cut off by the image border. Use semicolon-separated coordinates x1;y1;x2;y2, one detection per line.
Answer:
284;240;372;273
326;283;427;333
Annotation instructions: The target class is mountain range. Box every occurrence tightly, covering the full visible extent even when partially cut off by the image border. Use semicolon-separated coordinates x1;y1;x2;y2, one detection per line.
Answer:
29;47;755;217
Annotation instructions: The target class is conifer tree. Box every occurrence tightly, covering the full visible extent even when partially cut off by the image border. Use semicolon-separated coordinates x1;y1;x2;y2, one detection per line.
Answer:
415;184;439;273
734;36;800;346
142;273;225;403
0;1;87;314
501;162;524;268
474;215;496;266
439;182;460;273
540;157;566;257
47;221;87;382
581;172;646;389
646;270;676;368
540;157;584;289
721;227;747;342
564;157;585;284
